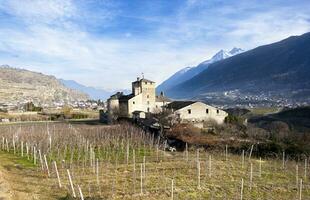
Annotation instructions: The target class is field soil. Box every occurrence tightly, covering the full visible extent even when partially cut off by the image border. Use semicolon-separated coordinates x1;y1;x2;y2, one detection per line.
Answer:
0;153;62;200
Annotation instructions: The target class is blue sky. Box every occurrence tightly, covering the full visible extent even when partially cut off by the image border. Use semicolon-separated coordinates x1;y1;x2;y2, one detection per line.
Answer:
0;0;310;90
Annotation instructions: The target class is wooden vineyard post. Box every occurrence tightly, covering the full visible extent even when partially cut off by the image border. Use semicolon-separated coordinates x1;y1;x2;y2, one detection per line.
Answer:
250;162;253;190
133;149;136;193
26;143;29;160
33;146;36;165
240;178;244;200
197;160;201;189
21;141;23;157
248;144;254;161
92;150;96;174
171;179;174;200
185;143;188;162
282;151;285;169
299;179;303;200
225;145;228;161
304;158;307;180
6;138;9;152
53;161;62;188
96;158;99;185
38;149;44;171
241;150;245;169
78;185;84;200
156;144;159;162
67;169;76;198
143;156;146;178
208;155;212;178
12;137;15;154
140;163;143;195
259;157;262;178
126;143;129;165
196;149;199;163
44;154;50;177
296;165;299;189
1;137;4;150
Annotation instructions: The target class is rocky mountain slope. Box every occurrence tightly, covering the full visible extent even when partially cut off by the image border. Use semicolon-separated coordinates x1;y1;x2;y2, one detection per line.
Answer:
0;66;89;106
166;32;310;105
157;48;244;93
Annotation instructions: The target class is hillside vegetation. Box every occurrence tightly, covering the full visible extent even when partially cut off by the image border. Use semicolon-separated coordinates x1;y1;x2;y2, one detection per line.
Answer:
0;66;89;106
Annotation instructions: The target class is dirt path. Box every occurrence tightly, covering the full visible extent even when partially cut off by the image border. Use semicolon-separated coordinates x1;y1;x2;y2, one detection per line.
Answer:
0;168;12;200
0;153;64;200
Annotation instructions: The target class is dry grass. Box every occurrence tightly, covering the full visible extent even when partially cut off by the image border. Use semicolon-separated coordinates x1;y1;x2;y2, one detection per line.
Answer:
0;123;309;199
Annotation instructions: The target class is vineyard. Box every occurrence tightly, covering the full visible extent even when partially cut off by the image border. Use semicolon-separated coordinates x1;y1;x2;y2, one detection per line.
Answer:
0;123;309;199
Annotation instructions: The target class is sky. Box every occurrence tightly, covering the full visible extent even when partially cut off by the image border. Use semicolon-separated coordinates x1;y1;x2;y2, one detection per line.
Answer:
0;0;310;90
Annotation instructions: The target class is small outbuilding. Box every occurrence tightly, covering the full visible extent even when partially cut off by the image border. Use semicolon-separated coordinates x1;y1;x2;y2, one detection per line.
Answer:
165;101;228;125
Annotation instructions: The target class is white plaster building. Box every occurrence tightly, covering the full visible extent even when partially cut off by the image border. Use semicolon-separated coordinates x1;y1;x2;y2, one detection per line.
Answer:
166;101;228;125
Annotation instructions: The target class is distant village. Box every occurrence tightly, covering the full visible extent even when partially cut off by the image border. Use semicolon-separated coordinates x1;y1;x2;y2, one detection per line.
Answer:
0;100;104;112
0;99;104;123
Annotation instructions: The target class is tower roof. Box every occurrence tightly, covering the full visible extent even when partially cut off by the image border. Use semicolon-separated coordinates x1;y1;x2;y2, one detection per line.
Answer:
133;78;155;84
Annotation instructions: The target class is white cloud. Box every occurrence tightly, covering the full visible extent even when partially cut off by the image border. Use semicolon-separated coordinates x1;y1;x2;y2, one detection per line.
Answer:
0;0;310;90
227;10;310;49
0;0;76;24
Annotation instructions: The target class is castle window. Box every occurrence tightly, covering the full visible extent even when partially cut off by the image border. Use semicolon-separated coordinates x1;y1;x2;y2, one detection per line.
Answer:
145;82;147;84
147;95;149;98
147;101;150;105
133;101;135;104
217;109;219;114
206;109;209;114
188;109;191;114
147;107;150;112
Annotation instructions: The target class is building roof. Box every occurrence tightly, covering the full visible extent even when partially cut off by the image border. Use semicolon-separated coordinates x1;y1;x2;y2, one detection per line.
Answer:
119;94;135;101
133;78;155;84
132;110;145;114
109;92;123;100
156;95;171;102
166;101;196;110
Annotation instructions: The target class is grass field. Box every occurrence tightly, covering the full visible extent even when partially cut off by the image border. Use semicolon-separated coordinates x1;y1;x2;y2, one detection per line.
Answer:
0;123;309;199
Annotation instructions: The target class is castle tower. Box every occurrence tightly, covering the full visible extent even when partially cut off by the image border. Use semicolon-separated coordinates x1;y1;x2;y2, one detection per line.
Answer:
131;77;156;112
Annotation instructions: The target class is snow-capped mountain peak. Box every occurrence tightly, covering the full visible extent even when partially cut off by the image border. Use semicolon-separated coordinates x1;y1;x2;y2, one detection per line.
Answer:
229;47;244;55
157;47;245;93
178;66;193;74
210;50;231;62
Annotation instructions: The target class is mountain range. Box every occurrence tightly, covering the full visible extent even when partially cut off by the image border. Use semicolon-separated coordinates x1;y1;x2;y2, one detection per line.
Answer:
161;32;310;105
157;48;244;93
59;79;112;100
